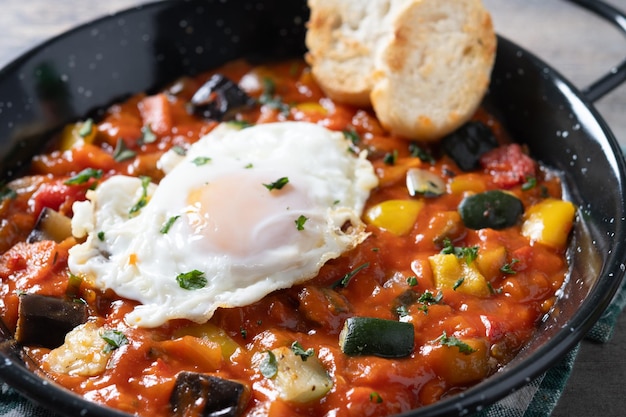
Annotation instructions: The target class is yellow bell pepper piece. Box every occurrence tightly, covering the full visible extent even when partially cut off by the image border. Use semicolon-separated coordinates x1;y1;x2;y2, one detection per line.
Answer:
364;199;424;236
475;245;507;280
172;322;241;360
429;253;491;297
448;173;487;194
522;198;576;249
58;119;97;151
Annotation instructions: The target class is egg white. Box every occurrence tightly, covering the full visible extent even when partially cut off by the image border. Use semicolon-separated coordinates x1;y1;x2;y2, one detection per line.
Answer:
68;122;378;327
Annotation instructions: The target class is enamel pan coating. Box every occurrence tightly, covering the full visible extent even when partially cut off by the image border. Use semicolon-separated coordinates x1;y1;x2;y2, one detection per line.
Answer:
0;1;625;416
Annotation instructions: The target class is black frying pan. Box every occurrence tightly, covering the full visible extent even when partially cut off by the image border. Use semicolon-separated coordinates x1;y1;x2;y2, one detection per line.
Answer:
0;1;625;416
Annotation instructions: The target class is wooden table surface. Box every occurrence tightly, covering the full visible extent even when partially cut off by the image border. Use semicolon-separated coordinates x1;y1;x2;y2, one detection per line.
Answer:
1;1;626;416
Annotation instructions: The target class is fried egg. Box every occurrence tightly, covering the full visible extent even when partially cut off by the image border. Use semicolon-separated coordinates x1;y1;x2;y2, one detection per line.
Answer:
68;122;378;327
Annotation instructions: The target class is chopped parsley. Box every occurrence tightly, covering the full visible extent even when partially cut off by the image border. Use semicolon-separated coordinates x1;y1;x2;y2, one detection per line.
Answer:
129;176;151;217
101;329;128;353
453;277;465;290
176;270;207;290
406;276;418;287
226;120;253;129
64;168;103;185
438;331;476;355
342;129;361;146
500;259;520;274
172;145;187;156
332;262;370;289
260;350;278;378
263;177;289;191
97;231;105;241
140;125;157;144
441;238;478;265
291;341;314;361
383;149;398;165
113;138;136;162
244;163;254;169
0;183;17;201
240;327;248;340
417;290;443;314
160;215;180;234
370;392;383;403
78;118;94;137
521;176;537;191
295;215;308;231
409;142;435;164
259;77;291;115
191;156;212;166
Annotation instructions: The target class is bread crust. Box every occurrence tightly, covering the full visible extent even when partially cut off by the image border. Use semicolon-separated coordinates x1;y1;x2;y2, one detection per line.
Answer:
305;0;497;142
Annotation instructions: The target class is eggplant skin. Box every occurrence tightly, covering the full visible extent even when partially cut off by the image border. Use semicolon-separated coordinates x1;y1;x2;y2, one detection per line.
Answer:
14;294;88;349
170;372;249;417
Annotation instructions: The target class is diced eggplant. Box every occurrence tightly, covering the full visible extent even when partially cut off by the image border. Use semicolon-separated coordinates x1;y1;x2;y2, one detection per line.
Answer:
14;293;88;349
170;372;249;417
442;121;498;171
26;207;72;243
190;74;255;121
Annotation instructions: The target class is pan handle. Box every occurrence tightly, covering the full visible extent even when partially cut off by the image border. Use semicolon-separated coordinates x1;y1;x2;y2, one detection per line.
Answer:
566;0;626;102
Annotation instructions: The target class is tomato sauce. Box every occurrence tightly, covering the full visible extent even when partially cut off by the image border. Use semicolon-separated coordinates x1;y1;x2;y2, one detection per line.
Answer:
0;59;573;417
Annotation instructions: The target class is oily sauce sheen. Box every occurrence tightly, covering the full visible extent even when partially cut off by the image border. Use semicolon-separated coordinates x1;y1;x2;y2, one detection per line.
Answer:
0;60;573;417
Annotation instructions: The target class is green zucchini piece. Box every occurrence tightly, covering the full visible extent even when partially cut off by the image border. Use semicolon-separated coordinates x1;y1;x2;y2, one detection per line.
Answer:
339;317;414;358
458;190;523;230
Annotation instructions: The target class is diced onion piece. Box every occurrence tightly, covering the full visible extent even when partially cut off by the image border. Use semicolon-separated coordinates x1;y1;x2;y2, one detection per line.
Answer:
406;168;446;197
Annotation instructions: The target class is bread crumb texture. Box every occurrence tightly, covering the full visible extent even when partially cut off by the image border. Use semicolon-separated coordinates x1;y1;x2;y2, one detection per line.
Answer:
305;0;497;142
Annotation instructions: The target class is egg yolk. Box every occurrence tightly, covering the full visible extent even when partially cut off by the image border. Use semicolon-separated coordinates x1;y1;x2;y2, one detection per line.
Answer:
184;171;315;258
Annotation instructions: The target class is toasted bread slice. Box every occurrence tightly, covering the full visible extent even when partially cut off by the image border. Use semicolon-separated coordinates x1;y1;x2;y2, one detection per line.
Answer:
305;0;496;142
305;0;402;107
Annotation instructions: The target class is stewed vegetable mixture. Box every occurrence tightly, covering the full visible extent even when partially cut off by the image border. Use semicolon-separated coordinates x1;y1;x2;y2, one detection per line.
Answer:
0;59;575;417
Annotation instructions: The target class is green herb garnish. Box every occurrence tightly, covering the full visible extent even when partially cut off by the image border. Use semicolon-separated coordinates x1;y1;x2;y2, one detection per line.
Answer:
383;149;398;166
64;168;103;185
409;142;435;164
191;156;211;166
453;277;465;290
260;350;278;378
407;276;418;287
500;259;520;274
97;231;105;241
370;392;383;403
176;270;207;290
295;215;308;231
101;329;128;353
263;177;289;191
291;341;314;361
441;238;479;265
140;125;157;144
78;118;94;137
113;138;136;162
332;262;370;289
172;145;187;156
259;77;291;115
522;177;537;191
129;176;151;217
0;183;17;201
342;129;361;146
438;331;476;354
160;215;180;234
